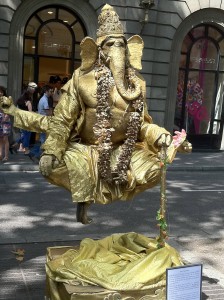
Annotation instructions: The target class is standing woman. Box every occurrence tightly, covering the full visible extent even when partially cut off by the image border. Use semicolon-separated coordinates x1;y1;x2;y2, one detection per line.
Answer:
0;86;11;161
16;82;37;155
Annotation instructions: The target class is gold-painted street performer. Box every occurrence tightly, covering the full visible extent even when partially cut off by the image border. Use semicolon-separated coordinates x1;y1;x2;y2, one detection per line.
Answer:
0;5;192;297
0;5;190;225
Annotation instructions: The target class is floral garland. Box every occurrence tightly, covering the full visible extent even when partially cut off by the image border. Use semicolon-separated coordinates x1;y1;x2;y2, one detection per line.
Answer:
156;129;187;249
93;62;143;185
156;144;168;249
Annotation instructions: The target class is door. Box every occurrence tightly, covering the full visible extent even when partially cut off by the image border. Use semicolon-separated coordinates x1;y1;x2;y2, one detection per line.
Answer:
174;25;224;150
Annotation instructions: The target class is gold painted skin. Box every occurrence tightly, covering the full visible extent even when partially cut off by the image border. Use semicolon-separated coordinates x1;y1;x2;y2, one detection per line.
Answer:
78;69;143;144
6;67;172;206
0;60;180;206
0;31;182;207
0;30;177;207
0;5;191;298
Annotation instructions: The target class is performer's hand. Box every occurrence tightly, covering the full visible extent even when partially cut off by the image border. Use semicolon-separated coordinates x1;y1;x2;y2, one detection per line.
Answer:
156;133;172;147
177;139;192;153
39;154;57;176
0;96;16;115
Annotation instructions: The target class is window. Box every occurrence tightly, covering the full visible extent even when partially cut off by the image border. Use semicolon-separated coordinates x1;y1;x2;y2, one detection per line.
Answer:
23;6;86;86
174;25;224;149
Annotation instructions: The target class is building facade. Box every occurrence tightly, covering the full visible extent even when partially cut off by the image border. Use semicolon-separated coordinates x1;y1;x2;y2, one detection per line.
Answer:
1;0;224;150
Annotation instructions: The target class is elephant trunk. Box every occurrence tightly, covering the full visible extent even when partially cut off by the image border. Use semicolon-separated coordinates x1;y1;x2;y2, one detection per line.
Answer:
109;46;141;101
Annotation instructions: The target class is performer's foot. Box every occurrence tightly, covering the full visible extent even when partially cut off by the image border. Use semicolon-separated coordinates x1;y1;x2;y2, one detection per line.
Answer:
76;202;92;224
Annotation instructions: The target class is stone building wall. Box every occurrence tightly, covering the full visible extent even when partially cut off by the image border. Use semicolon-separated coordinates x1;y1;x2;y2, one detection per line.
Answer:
0;0;20;88
1;0;224;128
88;0;224;127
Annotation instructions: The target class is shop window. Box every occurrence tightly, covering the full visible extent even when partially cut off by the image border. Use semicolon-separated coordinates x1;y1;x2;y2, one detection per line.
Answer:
24;39;35;55
25;17;40;37
190;39;217;70
181;35;192;53
58;9;76;25
23;5;86;86
37;8;57;22
175;25;224;149
38;22;72;58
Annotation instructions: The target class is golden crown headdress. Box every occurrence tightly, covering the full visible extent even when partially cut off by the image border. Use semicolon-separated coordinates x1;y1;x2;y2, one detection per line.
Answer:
96;4;124;44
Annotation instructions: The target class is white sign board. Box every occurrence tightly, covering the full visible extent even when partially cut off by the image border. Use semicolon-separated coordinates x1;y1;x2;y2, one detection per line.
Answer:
166;264;202;300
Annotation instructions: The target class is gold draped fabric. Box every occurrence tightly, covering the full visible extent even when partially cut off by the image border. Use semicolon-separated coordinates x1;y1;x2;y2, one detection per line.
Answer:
46;141;162;204
45;232;183;299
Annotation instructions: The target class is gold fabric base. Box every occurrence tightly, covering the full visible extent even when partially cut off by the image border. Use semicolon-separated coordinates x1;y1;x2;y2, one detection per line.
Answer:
46;279;166;300
45;233;183;300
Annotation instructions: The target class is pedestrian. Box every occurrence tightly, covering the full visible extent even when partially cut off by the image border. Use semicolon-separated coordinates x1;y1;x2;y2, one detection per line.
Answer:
29;85;52;160
0;86;11;162
47;87;54;116
16;82;37;155
38;85;52;144
52;76;62;109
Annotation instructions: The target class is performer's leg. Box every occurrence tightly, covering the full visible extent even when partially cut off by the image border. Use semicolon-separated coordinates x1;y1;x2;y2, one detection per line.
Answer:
76;202;92;224
128;147;161;196
45;162;92;225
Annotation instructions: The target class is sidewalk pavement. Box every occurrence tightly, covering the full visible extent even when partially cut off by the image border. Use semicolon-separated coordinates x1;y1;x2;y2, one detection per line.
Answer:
169;150;224;171
0;150;40;171
1;150;224;299
1;149;224;172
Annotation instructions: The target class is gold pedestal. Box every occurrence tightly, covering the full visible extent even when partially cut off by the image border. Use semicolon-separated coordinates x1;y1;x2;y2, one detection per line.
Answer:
45;246;166;300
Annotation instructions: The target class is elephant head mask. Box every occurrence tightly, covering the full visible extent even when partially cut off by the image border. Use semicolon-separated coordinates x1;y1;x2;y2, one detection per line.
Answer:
80;4;144;101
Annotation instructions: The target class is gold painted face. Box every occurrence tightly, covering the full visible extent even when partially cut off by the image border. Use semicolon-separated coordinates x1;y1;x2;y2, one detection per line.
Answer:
79;35;144;72
102;37;126;48
101;37;127;57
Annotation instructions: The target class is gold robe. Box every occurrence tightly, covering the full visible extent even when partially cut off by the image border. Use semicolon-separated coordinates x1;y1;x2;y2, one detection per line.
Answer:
13;69;176;204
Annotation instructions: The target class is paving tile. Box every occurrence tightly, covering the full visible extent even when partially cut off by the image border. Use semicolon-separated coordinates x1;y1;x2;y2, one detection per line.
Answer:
1;241;224;299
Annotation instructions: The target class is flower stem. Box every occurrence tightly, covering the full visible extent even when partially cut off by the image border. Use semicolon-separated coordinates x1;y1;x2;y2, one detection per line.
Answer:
157;144;168;248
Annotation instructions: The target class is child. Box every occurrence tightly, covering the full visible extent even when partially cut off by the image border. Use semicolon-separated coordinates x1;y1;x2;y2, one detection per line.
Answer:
0;86;11;161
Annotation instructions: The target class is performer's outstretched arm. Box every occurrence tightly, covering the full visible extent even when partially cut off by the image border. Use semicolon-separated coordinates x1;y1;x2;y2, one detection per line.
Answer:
42;81;81;162
0;95;50;133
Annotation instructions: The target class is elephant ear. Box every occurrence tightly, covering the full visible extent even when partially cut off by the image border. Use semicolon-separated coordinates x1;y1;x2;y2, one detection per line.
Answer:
127;35;144;70
80;37;98;71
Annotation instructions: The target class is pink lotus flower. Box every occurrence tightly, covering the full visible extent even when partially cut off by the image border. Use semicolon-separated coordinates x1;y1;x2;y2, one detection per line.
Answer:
173;129;186;148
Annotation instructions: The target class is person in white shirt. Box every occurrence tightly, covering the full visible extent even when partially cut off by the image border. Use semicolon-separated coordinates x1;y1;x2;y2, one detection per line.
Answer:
38;85;51;116
29;85;52;160
38;85;52;145
52;76;62;109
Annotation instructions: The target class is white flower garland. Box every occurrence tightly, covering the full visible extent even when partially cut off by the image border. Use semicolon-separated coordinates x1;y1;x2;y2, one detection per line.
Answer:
93;62;143;185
